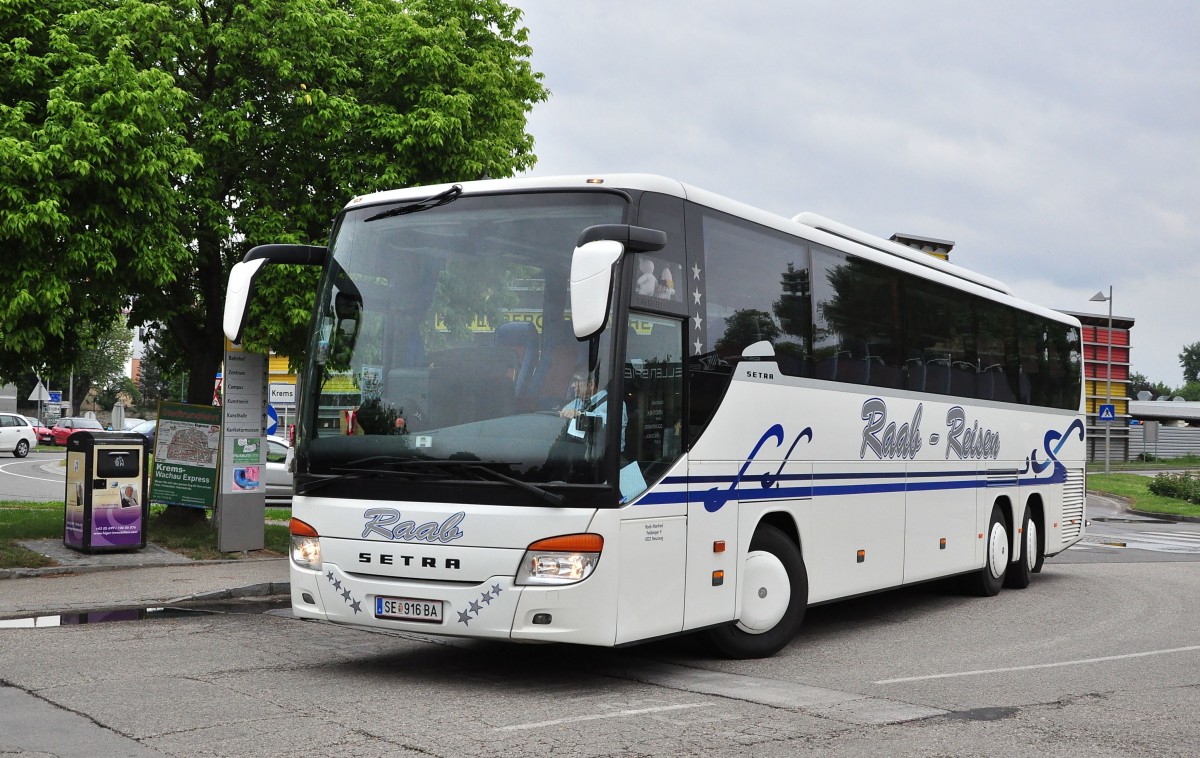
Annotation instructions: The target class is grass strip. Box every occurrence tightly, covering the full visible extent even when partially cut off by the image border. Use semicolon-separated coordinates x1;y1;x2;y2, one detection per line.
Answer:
1087;474;1200;518
0;501;289;569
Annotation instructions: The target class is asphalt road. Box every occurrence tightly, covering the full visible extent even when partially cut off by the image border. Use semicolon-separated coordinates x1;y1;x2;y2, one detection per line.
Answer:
0;450;65;502
2;496;1199;756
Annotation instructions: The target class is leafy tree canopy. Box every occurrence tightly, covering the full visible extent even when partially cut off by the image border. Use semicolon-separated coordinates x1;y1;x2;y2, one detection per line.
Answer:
1;0;546;399
1127;371;1175;400
1180;342;1200;385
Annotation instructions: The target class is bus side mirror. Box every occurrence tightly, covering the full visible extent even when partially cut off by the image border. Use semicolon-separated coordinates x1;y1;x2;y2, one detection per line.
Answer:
570;240;624;340
223;243;327;343
569;224;667;340
224;259;268;343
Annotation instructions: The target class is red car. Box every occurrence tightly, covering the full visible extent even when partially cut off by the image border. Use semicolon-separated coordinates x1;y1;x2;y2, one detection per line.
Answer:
22;416;54;446
49;417;105;445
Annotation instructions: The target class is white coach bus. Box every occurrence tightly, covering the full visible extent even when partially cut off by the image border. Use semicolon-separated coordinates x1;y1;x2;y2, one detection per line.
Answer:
225;174;1085;658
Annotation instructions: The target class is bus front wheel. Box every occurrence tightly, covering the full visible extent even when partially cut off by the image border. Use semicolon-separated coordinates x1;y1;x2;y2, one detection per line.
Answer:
702;525;807;659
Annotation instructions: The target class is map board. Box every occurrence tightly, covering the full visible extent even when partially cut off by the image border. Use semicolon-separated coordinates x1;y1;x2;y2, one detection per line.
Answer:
149;402;221;508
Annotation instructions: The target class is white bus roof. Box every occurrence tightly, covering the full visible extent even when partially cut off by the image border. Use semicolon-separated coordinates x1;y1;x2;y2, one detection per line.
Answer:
346;173;1076;329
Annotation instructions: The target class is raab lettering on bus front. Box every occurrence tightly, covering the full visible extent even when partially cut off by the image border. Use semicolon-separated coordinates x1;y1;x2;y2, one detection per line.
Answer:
1025;418;1085;476
705;423;813;513
361;509;466;543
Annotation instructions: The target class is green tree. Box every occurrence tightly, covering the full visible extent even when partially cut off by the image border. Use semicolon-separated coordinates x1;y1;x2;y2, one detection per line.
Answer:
1;0;546;398
137;337;186;407
1180;342;1200;384
95;375;142;413
1177;380;1200;402
0;0;196;384
18;316;132;416
1127;371;1174;400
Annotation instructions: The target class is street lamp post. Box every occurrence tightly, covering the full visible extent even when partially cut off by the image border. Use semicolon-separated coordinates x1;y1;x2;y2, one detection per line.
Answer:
1090;287;1113;475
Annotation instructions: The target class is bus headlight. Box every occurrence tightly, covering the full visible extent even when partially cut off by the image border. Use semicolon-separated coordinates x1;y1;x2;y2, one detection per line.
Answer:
515;534;603;586
289;517;322;571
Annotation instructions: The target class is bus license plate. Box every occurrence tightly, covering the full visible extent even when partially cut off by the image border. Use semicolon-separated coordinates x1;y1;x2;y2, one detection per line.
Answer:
375;596;444;623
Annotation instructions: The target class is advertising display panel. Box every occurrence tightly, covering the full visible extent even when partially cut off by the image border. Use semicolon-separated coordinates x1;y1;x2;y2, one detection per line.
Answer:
149;402;221;509
63;431;148;553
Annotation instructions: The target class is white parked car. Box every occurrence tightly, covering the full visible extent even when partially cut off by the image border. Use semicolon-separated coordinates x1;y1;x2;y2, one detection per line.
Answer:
264;434;294;504
0;412;38;458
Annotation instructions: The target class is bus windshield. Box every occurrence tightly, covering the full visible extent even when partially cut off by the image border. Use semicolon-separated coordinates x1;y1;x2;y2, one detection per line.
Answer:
298;190;629;496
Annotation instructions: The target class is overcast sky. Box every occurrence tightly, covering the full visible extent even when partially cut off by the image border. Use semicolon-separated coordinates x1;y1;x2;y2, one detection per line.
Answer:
511;1;1200;387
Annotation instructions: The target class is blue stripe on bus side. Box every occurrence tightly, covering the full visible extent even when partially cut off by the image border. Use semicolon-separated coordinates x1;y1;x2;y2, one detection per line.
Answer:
635;466;1066;507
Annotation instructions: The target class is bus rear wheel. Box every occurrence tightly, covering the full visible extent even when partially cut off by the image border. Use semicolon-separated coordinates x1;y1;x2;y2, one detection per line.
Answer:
701;524;807;659
1004;508;1042;589
971;505;1009;597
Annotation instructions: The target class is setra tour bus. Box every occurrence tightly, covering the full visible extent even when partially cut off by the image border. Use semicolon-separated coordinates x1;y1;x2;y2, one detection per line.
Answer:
224;174;1085;658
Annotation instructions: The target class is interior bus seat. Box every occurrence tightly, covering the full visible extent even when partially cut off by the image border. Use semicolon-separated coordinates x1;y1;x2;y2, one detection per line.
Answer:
814;352;838;380
925;358;951;395
522;340;585;410
775;350;812;377
904;352;926;392
949;361;976;398
975;365;995;400
836;338;871;384
494;321;540;396
990;365;1017;403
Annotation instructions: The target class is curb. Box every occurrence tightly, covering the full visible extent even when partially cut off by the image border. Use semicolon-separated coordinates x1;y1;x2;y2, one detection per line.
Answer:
1127;509;1200;524
171;581;292;604
0;556;281;581
1088;489;1200;524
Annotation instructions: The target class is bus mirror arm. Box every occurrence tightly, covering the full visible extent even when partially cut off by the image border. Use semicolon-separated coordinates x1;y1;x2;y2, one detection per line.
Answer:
575;224;666;253
223;243;328;344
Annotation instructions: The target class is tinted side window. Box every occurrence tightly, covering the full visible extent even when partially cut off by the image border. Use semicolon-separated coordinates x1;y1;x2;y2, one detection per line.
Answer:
811;247;905;390
1018;313;1082;410
631;193;687;316
699;209;812;374
904;275;978;398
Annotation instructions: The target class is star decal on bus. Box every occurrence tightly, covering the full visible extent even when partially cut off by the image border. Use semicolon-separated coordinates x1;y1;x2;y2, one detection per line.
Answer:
456;585;505;626
324;571;363;614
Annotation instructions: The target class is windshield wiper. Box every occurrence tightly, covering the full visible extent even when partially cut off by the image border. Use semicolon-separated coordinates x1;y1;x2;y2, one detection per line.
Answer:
297;464;451;496
302;456;566;506
380;459;565;506
364;184;463;222
448;462;566;507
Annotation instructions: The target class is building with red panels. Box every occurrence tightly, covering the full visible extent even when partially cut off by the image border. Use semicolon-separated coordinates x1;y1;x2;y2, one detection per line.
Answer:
1062;309;1136;463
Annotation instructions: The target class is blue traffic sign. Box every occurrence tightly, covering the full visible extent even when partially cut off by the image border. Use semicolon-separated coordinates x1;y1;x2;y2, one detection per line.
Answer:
1098;404;1116;422
266;404;279;436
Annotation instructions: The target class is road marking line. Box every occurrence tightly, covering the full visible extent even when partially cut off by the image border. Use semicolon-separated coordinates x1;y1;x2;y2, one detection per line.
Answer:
0;460;61;484
495;703;713;732
875;644;1200;685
